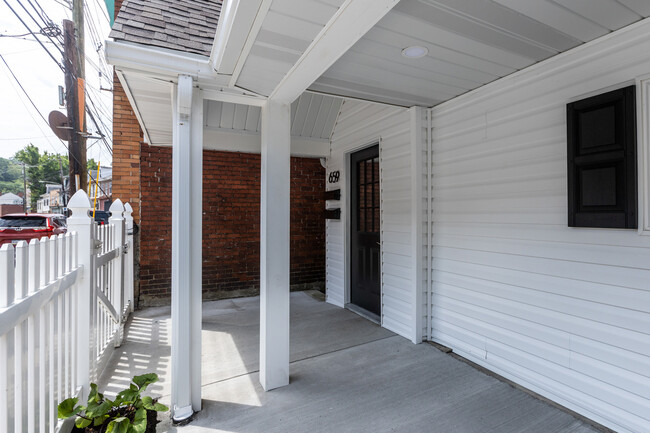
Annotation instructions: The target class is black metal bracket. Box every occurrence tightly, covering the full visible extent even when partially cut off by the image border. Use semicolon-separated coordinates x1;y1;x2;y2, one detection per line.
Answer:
324;189;341;200
325;208;341;220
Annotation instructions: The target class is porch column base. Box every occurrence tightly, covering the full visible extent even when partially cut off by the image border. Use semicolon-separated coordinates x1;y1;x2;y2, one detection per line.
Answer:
172;405;193;422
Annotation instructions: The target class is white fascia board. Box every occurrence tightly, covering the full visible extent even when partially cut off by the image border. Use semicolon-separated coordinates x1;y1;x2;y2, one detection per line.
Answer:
269;0;400;104
106;40;228;86
115;70;152;145
203;128;329;157
209;0;267;77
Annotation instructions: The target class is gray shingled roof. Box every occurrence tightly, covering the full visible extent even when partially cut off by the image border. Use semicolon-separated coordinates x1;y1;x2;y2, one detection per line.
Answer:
110;0;221;57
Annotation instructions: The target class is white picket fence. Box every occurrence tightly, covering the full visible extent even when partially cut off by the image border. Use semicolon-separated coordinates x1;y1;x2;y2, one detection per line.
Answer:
0;190;135;433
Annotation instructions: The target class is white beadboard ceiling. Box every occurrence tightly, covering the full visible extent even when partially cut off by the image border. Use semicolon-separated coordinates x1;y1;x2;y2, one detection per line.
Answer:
234;0;650;107
206;92;342;140
236;0;347;96
120;72;342;147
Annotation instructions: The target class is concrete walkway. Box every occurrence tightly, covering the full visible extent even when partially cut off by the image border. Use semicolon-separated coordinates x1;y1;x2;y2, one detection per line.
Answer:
98;291;602;433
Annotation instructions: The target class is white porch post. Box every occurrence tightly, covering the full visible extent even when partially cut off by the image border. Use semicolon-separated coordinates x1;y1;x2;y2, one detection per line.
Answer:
171;74;203;420
260;99;291;391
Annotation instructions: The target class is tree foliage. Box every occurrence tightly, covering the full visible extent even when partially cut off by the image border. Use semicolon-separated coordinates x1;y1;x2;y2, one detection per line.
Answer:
13;144;69;209
0;157;23;195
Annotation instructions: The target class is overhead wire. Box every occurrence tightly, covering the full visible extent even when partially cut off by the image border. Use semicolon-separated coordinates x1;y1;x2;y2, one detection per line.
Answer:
1;0;64;71
14;0;64;53
0;52;109;196
0;53;67;155
2;0;112;187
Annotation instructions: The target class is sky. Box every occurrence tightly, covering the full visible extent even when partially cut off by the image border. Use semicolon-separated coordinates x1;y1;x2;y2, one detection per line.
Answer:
0;0;113;166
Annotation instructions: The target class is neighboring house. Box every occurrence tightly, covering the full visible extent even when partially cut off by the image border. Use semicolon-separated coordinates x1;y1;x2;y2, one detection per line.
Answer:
36;184;65;213
88;166;113;211
106;1;650;432
0;192;23;216
36;193;50;213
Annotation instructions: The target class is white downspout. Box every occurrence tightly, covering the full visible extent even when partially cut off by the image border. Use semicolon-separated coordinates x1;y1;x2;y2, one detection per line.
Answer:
427;108;433;341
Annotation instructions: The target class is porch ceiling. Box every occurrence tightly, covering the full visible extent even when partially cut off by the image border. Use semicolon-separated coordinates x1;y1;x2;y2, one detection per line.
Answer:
230;0;650;107
118;67;341;152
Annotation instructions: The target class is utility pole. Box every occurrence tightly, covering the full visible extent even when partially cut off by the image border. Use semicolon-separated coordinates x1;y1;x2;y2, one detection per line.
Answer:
21;163;27;213
58;156;67;208
63;0;87;195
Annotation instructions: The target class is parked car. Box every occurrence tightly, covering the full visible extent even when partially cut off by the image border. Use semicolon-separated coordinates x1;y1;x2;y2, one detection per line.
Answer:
0;213;67;247
94;210;111;225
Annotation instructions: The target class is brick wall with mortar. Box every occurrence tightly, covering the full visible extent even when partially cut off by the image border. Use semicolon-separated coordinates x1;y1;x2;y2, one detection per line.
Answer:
112;74;143;223
138;145;326;306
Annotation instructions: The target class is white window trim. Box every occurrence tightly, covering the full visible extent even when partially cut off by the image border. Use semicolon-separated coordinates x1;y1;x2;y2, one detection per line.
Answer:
636;74;650;235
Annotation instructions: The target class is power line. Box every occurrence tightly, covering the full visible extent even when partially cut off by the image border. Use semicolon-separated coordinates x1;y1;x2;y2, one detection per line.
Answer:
15;0;64;49
0;53;67;155
0;52;109;196
1;0;64;71
0;32;32;37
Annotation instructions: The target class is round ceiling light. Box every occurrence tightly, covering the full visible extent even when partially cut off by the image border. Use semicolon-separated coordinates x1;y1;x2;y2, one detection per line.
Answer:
401;45;428;59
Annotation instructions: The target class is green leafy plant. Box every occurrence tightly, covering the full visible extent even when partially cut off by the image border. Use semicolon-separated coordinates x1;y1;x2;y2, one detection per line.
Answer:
58;373;168;433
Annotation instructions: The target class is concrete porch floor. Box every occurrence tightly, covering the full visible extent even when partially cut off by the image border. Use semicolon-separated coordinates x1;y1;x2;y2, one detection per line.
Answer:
97;291;602;433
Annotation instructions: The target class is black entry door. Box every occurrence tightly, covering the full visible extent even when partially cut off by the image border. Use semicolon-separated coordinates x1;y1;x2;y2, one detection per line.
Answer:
350;145;380;316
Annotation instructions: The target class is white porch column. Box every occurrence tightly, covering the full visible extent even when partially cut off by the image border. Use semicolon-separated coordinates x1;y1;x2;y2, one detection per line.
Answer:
171;74;203;420
260;99;291;391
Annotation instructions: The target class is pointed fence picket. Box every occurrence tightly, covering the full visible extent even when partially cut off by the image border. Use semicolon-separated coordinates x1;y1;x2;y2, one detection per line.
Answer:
0;191;135;433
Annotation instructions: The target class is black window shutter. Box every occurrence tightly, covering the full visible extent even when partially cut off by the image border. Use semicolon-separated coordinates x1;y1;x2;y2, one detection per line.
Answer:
567;85;637;229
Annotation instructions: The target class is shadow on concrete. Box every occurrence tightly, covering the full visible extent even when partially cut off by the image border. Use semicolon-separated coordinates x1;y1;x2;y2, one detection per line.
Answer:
99;291;601;433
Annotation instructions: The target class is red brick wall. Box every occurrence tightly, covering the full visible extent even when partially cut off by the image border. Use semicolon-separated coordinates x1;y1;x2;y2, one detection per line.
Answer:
113;1;142;222
138;145;325;306
0;204;23;216
112;76;142;223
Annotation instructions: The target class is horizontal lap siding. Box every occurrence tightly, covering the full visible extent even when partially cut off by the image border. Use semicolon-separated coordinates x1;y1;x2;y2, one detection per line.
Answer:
327;100;416;339
429;19;650;433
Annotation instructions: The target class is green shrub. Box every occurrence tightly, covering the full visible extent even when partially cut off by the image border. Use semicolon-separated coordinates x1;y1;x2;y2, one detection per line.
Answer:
58;373;168;433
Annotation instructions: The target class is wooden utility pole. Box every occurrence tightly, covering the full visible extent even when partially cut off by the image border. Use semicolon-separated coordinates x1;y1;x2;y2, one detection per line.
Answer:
63;0;87;195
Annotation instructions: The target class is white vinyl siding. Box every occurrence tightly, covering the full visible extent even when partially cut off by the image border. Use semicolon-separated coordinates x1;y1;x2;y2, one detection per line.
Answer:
327;100;424;342
429;19;650;433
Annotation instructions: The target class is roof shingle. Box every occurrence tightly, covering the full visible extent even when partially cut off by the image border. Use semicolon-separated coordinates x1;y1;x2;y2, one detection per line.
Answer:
110;0;221;57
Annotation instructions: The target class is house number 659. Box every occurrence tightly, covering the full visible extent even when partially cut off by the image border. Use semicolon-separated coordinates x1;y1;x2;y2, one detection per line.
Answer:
328;171;340;183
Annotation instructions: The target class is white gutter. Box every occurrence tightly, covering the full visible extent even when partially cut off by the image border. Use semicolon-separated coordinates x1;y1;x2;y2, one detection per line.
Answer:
106;40;221;82
106;39;267;105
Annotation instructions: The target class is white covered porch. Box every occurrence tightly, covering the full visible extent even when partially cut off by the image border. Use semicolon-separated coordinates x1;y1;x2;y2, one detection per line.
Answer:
105;1;650;432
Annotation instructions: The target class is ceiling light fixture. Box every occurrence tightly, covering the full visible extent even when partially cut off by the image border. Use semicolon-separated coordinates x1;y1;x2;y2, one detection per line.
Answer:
401;45;428;59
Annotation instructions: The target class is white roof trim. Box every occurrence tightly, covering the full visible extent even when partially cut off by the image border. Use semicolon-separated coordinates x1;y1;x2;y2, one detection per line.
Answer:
107;39;268;107
209;0;271;84
269;0;400;104
115;70;152;145
106;40;223;84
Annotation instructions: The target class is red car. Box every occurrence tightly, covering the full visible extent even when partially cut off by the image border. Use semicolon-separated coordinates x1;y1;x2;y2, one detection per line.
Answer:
0;213;68;247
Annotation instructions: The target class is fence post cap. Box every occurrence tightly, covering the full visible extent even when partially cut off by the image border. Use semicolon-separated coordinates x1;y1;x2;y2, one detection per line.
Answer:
67;190;92;222
124;203;133;213
109;199;125;213
68;190;91;209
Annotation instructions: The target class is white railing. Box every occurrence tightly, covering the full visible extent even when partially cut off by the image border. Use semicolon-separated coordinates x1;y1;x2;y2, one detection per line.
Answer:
0;190;134;433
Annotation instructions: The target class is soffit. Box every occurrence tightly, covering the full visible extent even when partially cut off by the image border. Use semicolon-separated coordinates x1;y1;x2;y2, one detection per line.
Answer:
118;70;342;147
206;93;342;140
310;0;650;106
231;0;650;106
